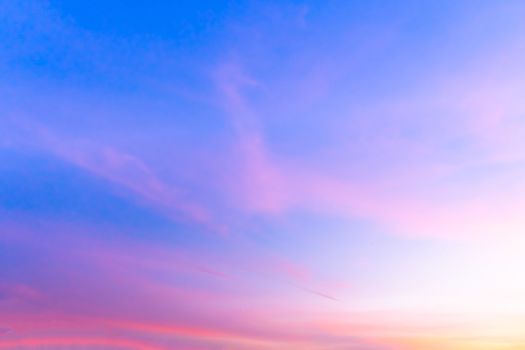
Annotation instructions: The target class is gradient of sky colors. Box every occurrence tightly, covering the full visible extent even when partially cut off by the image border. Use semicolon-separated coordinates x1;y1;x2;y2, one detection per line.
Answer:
2;1;525;349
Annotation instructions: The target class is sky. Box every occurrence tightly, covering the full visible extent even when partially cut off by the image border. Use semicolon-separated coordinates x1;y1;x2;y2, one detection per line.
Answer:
2;1;525;349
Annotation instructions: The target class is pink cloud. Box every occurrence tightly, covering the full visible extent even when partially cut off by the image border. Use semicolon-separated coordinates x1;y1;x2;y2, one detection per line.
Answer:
0;219;371;348
214;62;289;214
0;338;162;350
211;58;525;240
5;117;229;234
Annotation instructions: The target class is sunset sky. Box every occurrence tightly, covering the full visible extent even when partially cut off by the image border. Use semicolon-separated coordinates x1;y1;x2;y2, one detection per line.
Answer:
2;1;525;349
